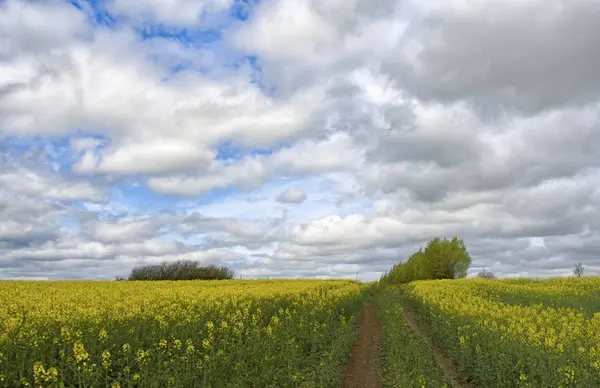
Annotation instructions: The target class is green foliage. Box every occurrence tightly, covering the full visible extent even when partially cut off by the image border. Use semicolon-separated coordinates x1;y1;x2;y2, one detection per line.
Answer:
423;237;471;279
128;260;234;281
377;287;450;388
380;237;472;285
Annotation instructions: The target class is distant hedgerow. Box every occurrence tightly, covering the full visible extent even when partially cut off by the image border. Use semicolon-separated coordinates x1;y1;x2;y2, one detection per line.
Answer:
127;260;234;281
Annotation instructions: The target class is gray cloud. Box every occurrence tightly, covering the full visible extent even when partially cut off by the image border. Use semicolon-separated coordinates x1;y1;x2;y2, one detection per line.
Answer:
383;0;600;115
363;104;600;203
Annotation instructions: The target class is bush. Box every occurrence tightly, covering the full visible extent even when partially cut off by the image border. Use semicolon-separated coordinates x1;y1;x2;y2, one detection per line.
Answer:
128;260;234;281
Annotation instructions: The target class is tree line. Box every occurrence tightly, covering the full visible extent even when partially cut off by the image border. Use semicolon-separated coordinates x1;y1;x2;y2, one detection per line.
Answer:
380;237;473;285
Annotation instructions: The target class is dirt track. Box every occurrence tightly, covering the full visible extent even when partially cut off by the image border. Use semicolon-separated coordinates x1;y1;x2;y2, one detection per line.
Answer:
340;302;382;388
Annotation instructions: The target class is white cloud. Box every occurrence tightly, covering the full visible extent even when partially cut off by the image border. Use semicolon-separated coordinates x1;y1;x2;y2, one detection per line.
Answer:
0;169;105;203
84;218;158;243
146;132;362;195
277;187;307;203
0;0;89;57
74;139;216;175
108;0;234;25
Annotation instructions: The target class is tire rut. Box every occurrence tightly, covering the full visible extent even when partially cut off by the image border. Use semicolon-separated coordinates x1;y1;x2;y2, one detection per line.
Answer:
403;307;474;388
340;302;382;388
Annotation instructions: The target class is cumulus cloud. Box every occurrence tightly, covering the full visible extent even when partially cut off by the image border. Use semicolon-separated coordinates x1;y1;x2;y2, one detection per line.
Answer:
0;0;89;57
83;218;159;243
277;187;307;204
0;169;105;203
1;0;600;280
146;133;361;195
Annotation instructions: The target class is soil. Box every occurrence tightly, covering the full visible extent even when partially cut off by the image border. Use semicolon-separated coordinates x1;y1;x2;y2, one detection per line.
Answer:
340;302;383;388
403;308;474;388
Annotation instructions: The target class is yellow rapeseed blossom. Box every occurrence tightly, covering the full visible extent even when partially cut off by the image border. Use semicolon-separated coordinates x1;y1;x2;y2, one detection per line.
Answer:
0;279;364;387
405;277;600;387
101;350;111;370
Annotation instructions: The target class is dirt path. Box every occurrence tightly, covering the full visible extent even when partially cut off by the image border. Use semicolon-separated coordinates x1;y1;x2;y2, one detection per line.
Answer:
403;308;474;388
340;302;382;388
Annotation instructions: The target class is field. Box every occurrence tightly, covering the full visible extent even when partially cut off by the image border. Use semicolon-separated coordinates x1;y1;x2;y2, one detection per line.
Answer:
0;280;366;387
402;277;600;387
3;277;600;388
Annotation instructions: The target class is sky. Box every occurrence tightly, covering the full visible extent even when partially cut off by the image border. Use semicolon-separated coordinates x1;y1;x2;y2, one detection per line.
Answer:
1;0;600;281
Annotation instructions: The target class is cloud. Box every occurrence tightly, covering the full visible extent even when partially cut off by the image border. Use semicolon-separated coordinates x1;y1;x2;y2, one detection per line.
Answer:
107;0;234;26
146;133;361;195
2;0;600;281
83;218;159;243
0;0;89;57
0;169;105;203
277;187;307;203
382;0;600;115
74;139;216;175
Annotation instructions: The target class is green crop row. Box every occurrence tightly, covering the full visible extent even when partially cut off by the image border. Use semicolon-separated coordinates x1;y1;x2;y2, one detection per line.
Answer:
377;287;451;388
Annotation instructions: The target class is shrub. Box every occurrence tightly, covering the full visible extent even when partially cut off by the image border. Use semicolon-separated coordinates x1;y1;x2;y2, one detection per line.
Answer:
128;260;234;281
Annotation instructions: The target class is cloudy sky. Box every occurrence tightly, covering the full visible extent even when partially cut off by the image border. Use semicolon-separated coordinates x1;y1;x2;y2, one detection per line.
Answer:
1;0;600;281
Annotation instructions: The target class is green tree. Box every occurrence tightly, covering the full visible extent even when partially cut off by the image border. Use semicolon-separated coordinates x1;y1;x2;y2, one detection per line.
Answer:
406;250;429;279
380;236;472;285
422;237;472;279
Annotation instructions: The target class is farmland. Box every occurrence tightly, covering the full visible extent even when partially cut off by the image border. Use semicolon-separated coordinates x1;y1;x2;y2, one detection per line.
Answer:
401;277;600;387
2;277;600;387
0;280;366;387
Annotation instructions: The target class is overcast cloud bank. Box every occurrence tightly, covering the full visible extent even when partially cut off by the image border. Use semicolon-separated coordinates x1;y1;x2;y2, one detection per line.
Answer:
1;0;599;280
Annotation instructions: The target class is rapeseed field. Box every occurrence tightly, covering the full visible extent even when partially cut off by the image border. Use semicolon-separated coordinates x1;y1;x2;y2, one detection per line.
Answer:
405;277;600;387
0;279;366;387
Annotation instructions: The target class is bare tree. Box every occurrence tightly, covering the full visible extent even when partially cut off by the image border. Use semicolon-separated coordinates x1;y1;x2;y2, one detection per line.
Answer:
573;262;585;277
477;268;497;279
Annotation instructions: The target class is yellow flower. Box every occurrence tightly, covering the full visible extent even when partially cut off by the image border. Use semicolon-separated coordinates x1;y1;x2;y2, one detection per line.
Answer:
101;350;112;370
73;341;89;366
520;373;527;381
173;339;182;351
33;362;58;386
98;328;108;343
